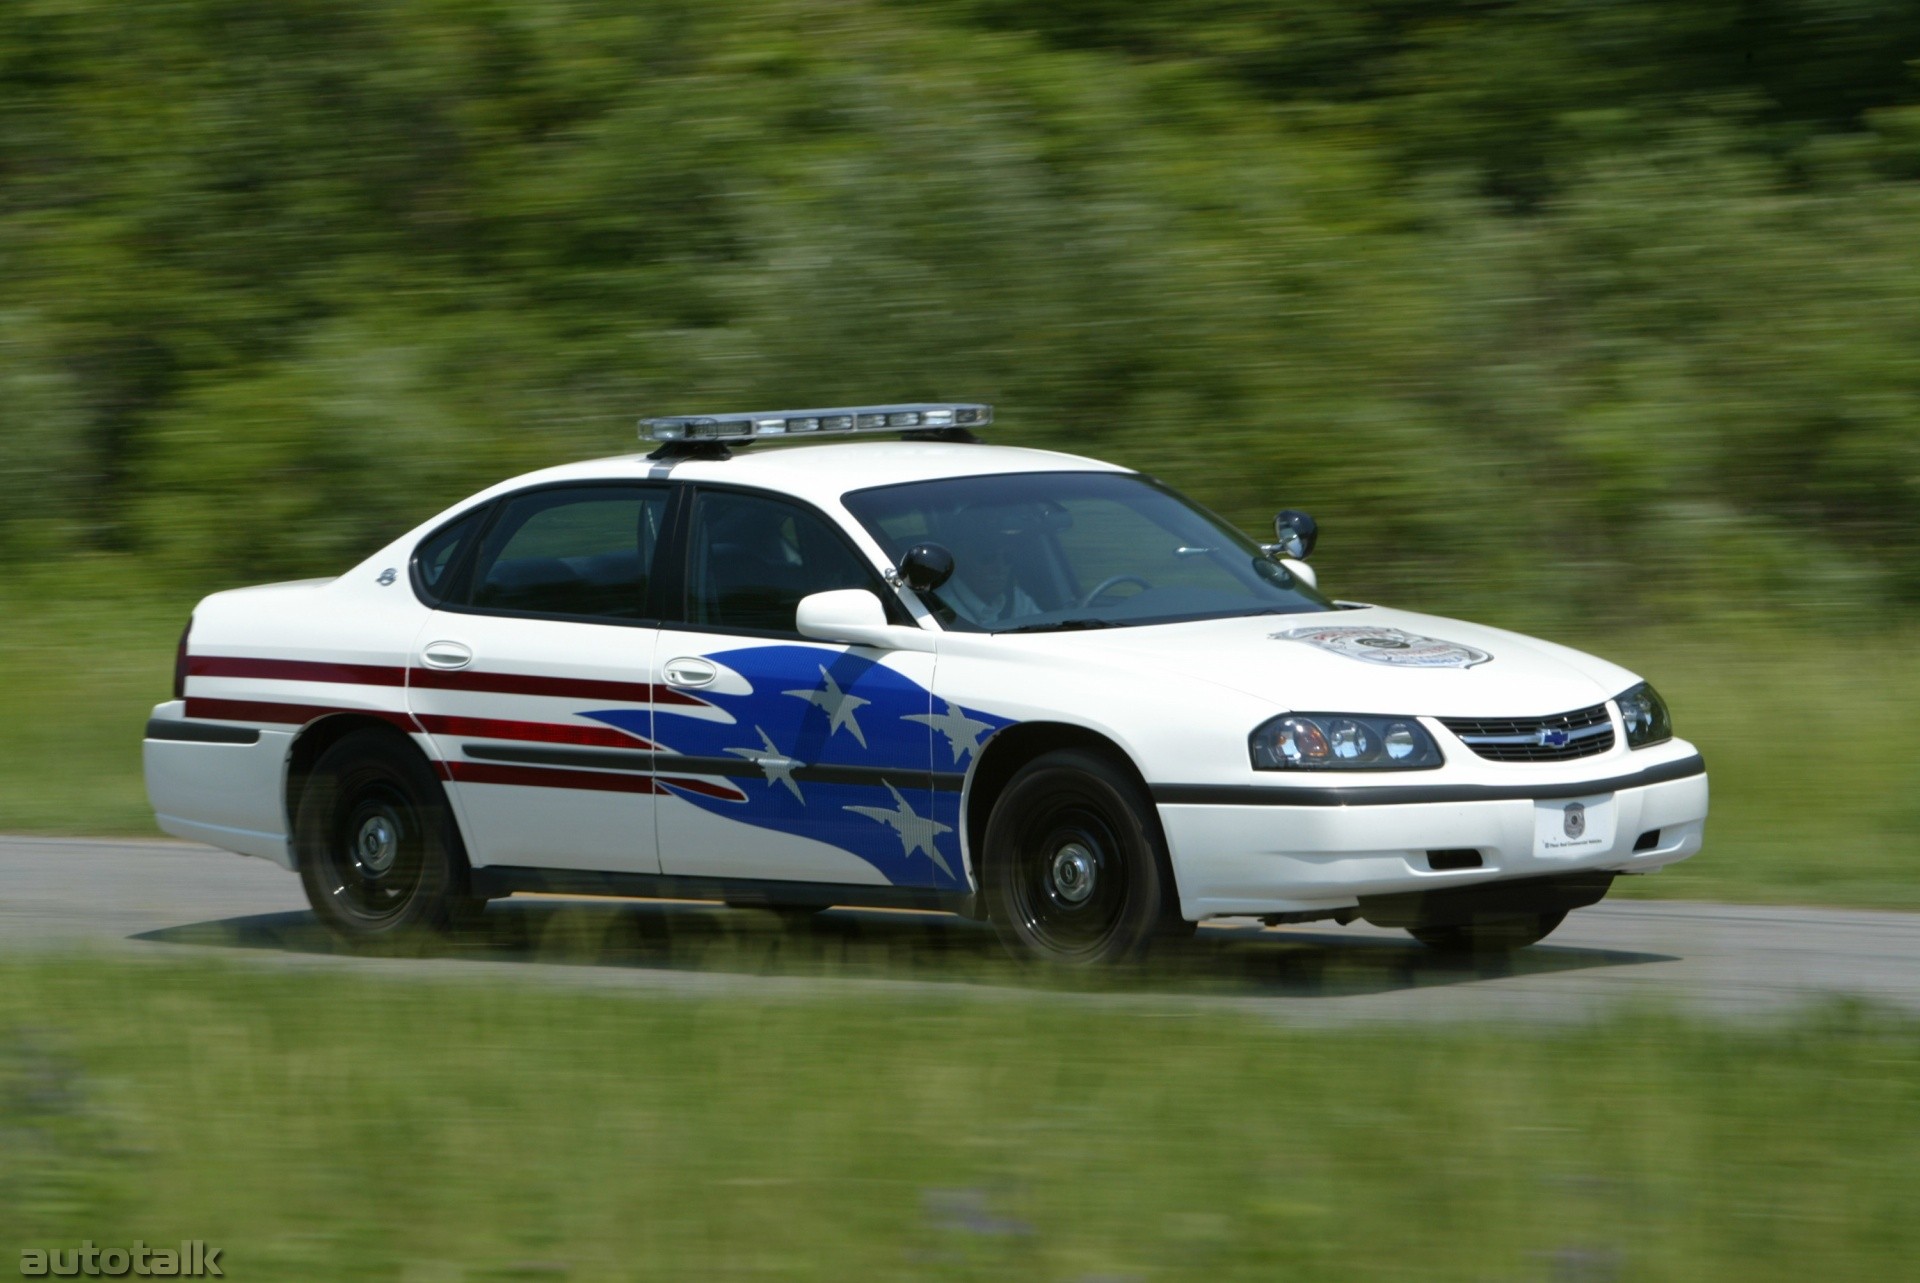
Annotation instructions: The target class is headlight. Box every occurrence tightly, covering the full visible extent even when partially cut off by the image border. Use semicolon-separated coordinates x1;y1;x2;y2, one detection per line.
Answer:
1249;713;1444;770
1615;682;1672;749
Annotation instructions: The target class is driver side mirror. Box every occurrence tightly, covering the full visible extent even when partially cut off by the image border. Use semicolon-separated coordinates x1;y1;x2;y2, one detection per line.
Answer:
896;542;955;593
1267;509;1318;561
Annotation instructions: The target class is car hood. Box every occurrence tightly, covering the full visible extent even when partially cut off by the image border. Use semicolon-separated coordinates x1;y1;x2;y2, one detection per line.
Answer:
1023;605;1638;719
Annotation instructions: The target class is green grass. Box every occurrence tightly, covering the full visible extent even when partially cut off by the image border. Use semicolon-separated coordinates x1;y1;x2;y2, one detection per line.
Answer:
2;586;1916;908
0;586;184;835
1595;627;1920;910
2;956;1917;1281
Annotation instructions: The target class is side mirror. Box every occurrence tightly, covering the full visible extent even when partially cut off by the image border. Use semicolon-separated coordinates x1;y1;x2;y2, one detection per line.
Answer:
1269;509;1318;561
897;542;954;592
796;589;935;652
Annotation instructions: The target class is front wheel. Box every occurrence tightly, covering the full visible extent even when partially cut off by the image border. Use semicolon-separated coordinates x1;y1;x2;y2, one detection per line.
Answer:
294;728;479;941
981;749;1177;965
1408;909;1567;954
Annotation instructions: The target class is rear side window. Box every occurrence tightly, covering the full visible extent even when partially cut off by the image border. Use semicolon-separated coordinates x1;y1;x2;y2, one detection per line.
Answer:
412;509;485;605
456;485;669;622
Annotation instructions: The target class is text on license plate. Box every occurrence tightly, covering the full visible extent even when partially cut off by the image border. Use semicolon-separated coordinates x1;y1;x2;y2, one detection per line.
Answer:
1533;793;1616;858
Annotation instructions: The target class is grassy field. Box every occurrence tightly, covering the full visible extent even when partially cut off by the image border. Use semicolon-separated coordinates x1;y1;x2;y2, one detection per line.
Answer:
0;955;1914;1281
1594;627;1920;910
2;587;1916;909
0;589;185;836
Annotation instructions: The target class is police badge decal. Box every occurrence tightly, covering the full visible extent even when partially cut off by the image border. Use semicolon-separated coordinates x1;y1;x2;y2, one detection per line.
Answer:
1271;626;1493;669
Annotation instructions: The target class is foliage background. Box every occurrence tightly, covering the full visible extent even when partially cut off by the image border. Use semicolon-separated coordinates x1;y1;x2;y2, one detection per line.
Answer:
3;0;1917;623
1;1;1918;893
7;16;1920;1270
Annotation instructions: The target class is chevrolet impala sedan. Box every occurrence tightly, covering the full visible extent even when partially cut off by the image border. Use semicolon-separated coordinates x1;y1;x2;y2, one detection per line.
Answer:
144;402;1707;963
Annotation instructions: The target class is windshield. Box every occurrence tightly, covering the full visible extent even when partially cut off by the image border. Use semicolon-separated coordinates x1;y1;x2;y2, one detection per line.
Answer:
843;470;1334;633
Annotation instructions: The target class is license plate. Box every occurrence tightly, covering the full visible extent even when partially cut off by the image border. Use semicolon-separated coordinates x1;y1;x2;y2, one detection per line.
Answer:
1533;793;1616;858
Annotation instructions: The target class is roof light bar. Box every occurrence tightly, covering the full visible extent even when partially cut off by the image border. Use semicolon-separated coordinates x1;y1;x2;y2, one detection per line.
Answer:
640;402;992;444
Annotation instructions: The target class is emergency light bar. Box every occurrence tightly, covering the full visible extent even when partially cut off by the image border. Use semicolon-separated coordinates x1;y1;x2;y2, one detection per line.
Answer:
640;402;992;444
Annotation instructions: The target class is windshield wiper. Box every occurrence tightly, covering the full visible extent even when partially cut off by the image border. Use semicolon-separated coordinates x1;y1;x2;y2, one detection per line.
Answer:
999;618;1113;634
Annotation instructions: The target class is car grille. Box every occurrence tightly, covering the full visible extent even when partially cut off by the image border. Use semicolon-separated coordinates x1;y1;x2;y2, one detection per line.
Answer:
1439;703;1615;763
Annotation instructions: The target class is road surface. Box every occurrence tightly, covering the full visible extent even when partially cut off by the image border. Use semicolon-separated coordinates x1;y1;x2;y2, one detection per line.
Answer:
5;835;1916;1024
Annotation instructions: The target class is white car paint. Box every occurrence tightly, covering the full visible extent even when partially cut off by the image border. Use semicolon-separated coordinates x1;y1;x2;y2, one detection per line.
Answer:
144;439;1707;922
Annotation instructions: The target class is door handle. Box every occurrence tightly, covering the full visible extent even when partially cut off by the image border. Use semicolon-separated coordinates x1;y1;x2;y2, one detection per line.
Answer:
421;641;473;670
662;657;717;688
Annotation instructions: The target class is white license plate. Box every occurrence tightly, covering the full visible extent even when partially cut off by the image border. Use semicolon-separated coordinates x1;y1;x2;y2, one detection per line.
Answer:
1533;793;1616;858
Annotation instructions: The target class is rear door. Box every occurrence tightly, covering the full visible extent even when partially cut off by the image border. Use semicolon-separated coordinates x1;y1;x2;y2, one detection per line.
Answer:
407;482;674;873
650;486;957;891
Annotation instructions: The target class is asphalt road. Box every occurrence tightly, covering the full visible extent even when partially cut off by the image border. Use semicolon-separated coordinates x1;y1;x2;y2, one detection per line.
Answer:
5;834;1917;1024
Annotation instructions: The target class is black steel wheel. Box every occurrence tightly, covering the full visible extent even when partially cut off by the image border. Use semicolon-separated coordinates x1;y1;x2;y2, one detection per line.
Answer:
981;748;1177;965
1408;909;1567;954
295;728;479;940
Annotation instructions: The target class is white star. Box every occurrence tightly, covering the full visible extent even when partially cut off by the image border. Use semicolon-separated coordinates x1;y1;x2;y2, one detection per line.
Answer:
723;725;804;804
904;700;996;764
844;780;954;877
782;665;871;748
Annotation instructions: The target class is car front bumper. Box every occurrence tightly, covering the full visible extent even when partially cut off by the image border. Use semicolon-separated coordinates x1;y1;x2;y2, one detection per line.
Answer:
1155;749;1708;921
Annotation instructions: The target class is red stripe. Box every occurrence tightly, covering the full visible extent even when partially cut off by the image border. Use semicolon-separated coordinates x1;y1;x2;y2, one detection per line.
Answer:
444;760;664;794
184;697;416;729
189;656;407;686
179;700;741;801
409;666;705;706
414;714;656;750
657;775;750;802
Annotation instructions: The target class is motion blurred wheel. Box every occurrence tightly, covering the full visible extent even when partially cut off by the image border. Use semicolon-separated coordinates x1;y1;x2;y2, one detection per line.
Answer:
294;728;481;941
1408;909;1567;954
982;748;1179;965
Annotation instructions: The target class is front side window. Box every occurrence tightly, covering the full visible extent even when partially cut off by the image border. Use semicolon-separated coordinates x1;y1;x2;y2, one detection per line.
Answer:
844;471;1333;632
684;489;888;633
459;485;668;621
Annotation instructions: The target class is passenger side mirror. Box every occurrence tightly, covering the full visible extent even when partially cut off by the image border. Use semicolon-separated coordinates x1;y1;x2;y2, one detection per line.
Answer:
796;589;935;652
897;542;955;592
1268;509;1318;561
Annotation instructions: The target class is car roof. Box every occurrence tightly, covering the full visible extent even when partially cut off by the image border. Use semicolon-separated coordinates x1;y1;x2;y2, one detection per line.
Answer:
478;441;1133;511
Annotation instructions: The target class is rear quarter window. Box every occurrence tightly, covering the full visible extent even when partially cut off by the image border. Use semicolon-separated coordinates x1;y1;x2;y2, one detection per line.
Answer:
411;509;486;605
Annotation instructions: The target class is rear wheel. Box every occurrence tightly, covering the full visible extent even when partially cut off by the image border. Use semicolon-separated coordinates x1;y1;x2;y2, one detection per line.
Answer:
981;748;1176;965
1408;909;1567;954
294;728;480;941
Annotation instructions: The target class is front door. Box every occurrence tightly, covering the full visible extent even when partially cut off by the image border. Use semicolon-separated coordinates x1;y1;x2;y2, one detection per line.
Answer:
407;482;672;873
651;487;958;890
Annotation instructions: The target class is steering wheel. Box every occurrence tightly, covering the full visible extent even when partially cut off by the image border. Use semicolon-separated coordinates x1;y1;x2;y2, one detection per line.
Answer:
1078;574;1152;609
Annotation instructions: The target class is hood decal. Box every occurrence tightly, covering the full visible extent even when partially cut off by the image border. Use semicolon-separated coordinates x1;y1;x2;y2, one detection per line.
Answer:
1272;625;1492;670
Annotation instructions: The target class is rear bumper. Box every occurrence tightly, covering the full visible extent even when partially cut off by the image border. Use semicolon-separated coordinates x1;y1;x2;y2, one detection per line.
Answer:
144;700;294;867
1157;753;1707;921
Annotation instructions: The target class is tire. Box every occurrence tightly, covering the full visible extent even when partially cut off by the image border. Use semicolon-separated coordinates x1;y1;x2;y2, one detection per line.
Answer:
980;748;1177;965
1408;909;1567;954
294;728;479;941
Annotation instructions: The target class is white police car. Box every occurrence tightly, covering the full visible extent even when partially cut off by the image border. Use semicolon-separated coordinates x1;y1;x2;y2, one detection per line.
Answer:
144;403;1707;963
